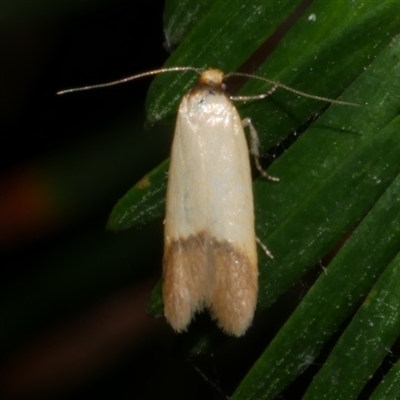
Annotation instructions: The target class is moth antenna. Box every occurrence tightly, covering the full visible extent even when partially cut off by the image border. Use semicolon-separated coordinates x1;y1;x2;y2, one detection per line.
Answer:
57;66;202;95
224;71;359;106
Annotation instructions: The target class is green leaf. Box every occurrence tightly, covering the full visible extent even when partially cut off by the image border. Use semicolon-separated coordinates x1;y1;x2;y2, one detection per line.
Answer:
302;249;400;399
369;358;400;400
231;34;400;398
108;0;304;230
163;0;215;48
147;0;400;134
254;43;400;314
109;0;400;232
108;159;169;230
233;168;400;399
107;1;400;397
147;0;304;125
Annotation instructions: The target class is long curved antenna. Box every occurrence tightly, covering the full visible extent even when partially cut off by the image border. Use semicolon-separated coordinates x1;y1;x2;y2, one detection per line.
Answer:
224;71;359;106
57;66;202;95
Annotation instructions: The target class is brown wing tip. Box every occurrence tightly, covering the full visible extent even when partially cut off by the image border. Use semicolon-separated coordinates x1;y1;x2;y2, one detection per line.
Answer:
163;232;258;337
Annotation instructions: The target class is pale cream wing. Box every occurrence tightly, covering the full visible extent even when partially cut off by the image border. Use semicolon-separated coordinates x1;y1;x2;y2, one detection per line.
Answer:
163;87;257;336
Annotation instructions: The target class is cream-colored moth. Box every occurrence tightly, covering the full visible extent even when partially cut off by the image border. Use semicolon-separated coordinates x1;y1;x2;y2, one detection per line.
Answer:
58;67;356;337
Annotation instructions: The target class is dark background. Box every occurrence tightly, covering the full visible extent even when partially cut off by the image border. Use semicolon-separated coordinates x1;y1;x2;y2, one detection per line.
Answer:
0;2;186;399
0;2;337;399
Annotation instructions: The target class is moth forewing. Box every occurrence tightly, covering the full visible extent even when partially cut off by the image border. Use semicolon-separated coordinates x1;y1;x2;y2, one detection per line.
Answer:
163;69;258;337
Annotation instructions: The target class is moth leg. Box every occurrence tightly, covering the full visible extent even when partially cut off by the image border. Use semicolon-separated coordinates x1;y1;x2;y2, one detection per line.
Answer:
242;118;280;182
256;236;273;259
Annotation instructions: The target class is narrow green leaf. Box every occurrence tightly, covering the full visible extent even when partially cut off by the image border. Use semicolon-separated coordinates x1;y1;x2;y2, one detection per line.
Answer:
104;2;400;396
108;159;169;230
147;279;163;316
369;359;400;400
163;0;215;48
233;163;400;399
108;0;400;232
148;0;400;136
145;33;400;328
147;0;303;124
240;0;400;147
255;38;400;313
230;33;400;395
302;250;400;399
233;135;400;399
108;0;303;230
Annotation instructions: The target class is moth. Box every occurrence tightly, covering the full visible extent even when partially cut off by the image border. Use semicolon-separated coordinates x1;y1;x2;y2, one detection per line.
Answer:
58;66;355;336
